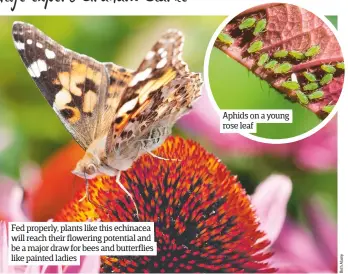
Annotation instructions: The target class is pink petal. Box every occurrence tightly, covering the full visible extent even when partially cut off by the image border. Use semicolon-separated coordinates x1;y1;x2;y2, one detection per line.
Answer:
40;256;100;273
269;250;309;273
251;174;292;243
272;219;331;272
293;118;337;171
0;221;9;273
305;196;337;270
0;177;29;222
75;256;101;273
1;221;41;273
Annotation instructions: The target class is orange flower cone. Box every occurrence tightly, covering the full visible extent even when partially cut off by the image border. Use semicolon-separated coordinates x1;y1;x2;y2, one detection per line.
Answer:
54;137;275;273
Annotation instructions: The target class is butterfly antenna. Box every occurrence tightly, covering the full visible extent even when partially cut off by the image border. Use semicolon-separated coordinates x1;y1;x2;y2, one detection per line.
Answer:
115;171;139;218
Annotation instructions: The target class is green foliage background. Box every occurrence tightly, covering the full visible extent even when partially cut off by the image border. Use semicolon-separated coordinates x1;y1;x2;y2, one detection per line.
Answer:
0;16;337;224
0;16;223;176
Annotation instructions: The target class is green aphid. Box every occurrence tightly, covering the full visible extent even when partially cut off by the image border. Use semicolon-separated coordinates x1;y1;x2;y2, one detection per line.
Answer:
273;62;292;74
308;90;324;100
336;62;345;70
303;82;319;91
257;53;269;66
321;64;336;74
273;49;288;58
247;40;263;53
303;72;317;82
218;33;234;46
295;90;309;105
289;50;305;60
264;60;278;69
253;19;267;36
322;104;335;113
239;17;256;30
304;45;320;58
320;74;333;86
281;81;300;90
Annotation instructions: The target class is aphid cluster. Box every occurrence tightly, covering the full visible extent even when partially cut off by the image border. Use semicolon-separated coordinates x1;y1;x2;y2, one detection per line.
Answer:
279;61;345;111
253;45;320;77
254;45;325;76
239;17;267;36
219;13;344;117
249;39;343;111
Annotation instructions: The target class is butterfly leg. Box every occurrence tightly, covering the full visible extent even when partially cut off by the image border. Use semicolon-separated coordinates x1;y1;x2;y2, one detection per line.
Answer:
115;171;139;217
79;181;88;202
147;151;181;162
79;177;90;203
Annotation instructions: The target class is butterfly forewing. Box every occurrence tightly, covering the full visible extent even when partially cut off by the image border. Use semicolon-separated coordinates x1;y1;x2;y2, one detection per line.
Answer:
12;21;131;150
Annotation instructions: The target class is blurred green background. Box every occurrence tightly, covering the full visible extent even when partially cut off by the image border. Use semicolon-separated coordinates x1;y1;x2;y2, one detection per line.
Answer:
0;16;223;177
209;16;337;139
0;16;337;224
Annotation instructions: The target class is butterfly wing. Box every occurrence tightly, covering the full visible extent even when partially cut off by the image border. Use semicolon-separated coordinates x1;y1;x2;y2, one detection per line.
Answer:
12;21;132;150
99;63;134;135
105;29;202;155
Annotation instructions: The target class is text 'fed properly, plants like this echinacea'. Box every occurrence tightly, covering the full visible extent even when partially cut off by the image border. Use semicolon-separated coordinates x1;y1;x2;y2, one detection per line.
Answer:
214;3;344;119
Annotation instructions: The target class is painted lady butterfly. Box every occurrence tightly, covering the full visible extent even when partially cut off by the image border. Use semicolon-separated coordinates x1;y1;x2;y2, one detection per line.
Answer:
12;21;202;215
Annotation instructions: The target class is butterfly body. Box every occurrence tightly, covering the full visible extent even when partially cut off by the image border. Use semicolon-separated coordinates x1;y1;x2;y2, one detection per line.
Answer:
13;21;202;208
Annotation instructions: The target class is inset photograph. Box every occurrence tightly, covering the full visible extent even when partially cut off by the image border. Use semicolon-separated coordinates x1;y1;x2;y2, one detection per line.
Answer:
208;3;344;140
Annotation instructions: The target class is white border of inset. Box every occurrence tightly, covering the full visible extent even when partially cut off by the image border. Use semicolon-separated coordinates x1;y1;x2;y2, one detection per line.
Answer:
204;2;347;144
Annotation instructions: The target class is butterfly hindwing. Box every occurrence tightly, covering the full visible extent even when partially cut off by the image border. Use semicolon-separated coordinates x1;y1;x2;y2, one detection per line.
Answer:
99;63;134;135
105;29;202;155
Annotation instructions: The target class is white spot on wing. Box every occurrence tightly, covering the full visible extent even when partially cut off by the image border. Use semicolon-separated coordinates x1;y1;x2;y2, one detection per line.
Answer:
28;60;47;78
129;67;152;87
45;49;56;59
160;51;168;58
156;58;167;69
54;89;72;110
26;39;32;45
36;42;43;48
118;97;138;116
83;90;98;113
145;51;155;60
14;41;25;50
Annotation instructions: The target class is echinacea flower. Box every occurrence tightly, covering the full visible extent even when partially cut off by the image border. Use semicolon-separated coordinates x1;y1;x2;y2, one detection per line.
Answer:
3;134;334;273
54;136;276;273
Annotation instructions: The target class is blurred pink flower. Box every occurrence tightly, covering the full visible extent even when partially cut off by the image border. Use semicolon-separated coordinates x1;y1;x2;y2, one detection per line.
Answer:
271;197;337;273
252;176;337;272
0;177;100;274
251;174;292;244
179;87;337;170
